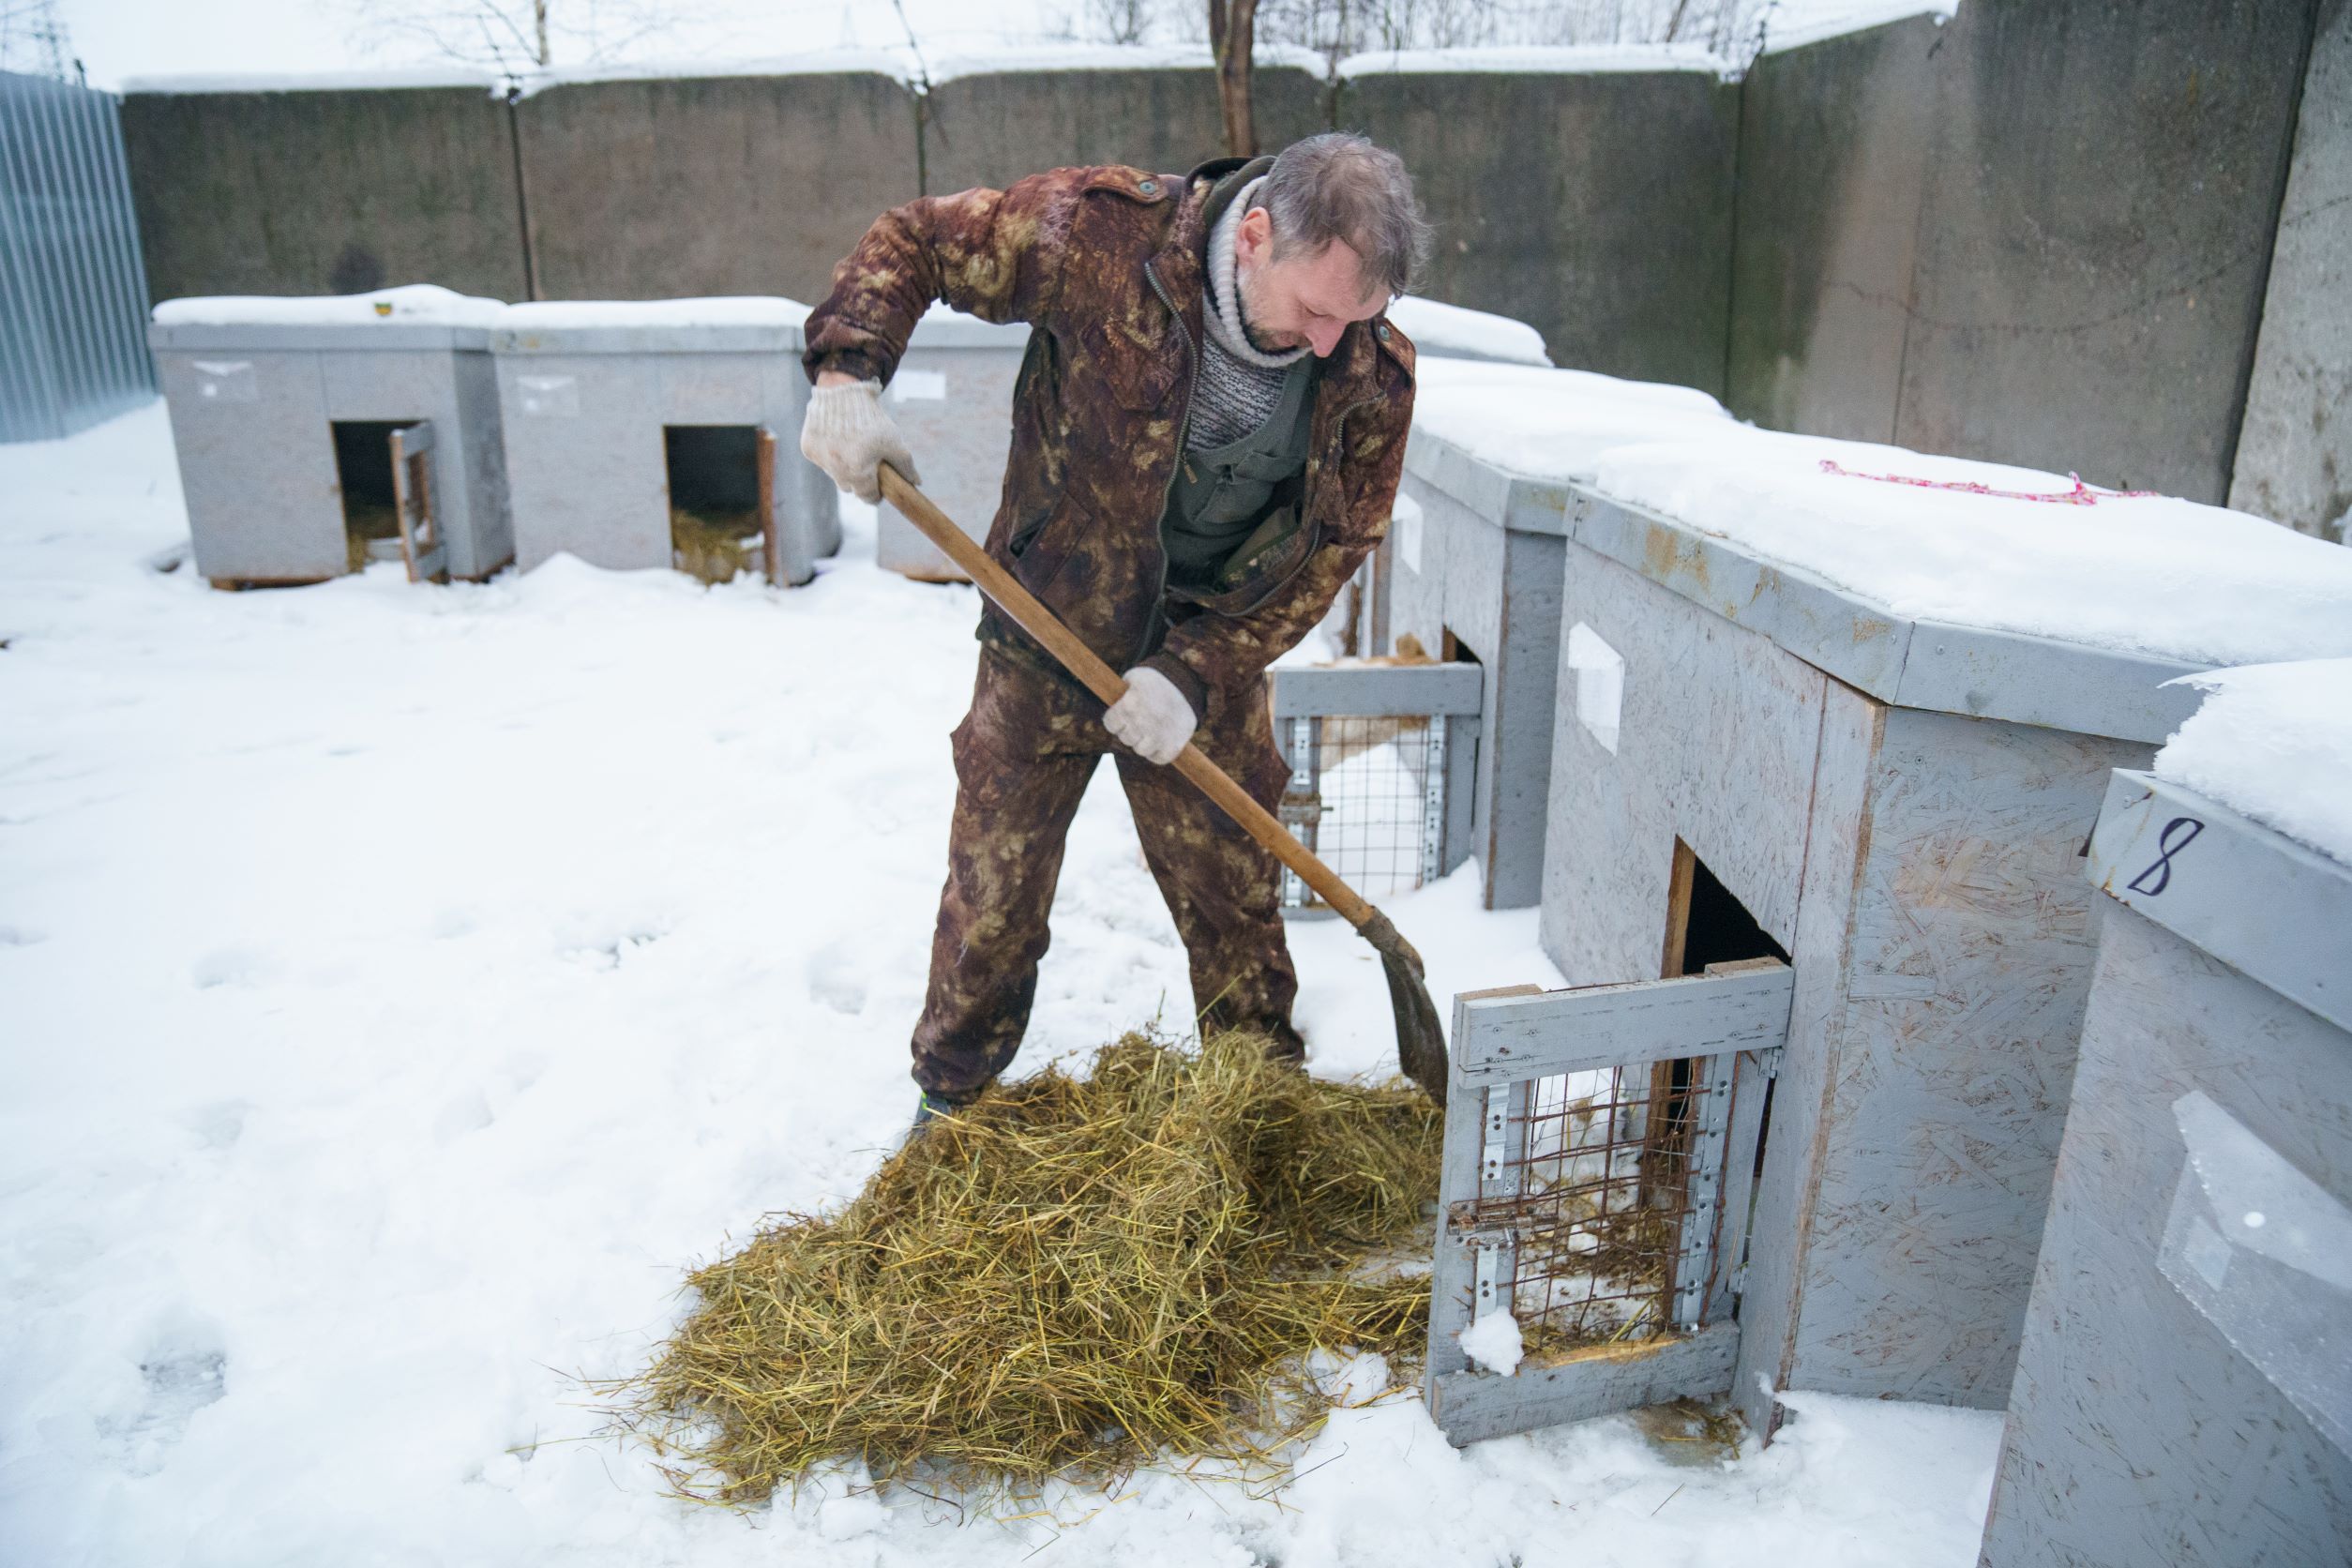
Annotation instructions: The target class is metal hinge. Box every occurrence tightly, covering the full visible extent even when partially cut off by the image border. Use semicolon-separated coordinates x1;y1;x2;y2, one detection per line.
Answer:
1480;1085;1508;1185
1756;1046;1785;1081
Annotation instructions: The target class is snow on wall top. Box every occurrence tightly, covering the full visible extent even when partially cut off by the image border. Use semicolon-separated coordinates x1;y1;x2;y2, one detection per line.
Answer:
1334;43;1732;78
151;284;505;327
118;66;503;94
1759;3;1959;55
493;297;809;329
920;40;1326;83
1591;425;2352;670
2156;659;2352;870
511;46;915;95
1385;297;1552;367
1410;360;1735;483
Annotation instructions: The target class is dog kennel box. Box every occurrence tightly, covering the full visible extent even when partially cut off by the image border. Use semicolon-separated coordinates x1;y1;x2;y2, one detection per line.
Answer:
1387;363;1736;908
873;305;1032;581
149;285;511;586
1266;660;1484;918
1420;427;2352;1449
490;298;836;585
1977;762;2352;1567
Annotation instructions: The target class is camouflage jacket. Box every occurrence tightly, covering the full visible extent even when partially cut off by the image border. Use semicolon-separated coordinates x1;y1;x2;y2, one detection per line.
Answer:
802;157;1417;723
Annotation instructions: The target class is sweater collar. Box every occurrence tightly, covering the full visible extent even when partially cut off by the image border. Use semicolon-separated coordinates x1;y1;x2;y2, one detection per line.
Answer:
1205;175;1309;369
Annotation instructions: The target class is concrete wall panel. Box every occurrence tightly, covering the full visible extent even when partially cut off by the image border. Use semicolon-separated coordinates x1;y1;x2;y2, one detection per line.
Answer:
1340;68;1739;394
1892;0;2316;503
2229;0;2351;542
514;72;921;305
922;66;1326;195
119;85;525;306
1726;16;1941;442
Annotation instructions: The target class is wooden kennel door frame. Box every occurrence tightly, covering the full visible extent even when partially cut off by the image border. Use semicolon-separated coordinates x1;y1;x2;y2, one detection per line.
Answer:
387;420;445;583
1423;961;1792;1446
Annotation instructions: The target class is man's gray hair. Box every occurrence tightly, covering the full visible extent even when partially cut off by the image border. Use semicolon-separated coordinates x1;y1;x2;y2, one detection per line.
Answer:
1259;132;1433;299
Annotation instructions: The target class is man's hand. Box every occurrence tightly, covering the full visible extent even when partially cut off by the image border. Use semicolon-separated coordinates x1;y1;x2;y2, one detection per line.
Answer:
1104;667;1198;765
800;376;920;504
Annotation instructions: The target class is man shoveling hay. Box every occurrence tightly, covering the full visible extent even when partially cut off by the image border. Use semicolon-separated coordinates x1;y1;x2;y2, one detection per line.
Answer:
618;1031;1439;1501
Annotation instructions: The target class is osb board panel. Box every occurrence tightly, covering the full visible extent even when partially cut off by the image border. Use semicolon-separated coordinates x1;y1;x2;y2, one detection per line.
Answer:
1980;908;2352;1566
877;344;1027;580
156;349;345;582
1733;677;1881;1441
1481;530;1566;909
1788;704;2149;1408
1390;471;1455;658
1539;542;1830;985
498;354;670;572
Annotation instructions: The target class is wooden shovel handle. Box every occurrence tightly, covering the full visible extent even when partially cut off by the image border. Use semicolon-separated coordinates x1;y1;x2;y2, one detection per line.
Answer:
878;463;1379;929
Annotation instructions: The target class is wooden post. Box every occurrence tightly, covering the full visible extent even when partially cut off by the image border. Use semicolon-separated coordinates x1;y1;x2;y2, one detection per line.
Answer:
1209;0;1259;157
757;427;780;586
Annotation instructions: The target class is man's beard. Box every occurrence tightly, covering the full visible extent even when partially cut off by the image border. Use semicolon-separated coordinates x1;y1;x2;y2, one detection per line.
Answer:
1235;257;1307;353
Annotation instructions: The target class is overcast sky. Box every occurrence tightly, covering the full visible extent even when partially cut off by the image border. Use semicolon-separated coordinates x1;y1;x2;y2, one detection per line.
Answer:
52;0;1090;89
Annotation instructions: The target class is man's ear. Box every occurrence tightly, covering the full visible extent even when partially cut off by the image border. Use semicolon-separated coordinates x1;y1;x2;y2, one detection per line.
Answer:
1236;206;1273;265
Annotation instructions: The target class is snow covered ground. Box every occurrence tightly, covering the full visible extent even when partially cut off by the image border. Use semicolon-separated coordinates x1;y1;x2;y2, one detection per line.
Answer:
1;402;2001;1566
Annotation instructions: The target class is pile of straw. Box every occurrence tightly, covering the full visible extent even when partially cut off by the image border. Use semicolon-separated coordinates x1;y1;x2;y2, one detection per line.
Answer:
621;1031;1440;1500
670;505;763;583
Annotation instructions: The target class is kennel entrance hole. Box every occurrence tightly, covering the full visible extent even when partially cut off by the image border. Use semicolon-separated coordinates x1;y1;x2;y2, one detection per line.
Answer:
1660;841;1790;1192
331;420;417;573
666;425;776;583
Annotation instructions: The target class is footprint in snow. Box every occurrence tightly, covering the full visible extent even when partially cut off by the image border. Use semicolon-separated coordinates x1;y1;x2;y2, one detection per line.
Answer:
190;944;276;988
98;1318;229;1478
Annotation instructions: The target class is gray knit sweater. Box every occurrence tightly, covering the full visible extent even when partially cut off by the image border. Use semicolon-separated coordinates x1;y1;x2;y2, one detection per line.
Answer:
1188;176;1306;454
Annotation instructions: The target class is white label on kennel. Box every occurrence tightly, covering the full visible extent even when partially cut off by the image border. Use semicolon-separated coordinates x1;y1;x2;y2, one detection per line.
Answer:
1393;490;1424;575
1567;623;1624;754
1267;662;1483;914
1425;960;1791;1447
517;374;580;418
2159;1090;2352;1457
192;360;257;403
891;369;949;402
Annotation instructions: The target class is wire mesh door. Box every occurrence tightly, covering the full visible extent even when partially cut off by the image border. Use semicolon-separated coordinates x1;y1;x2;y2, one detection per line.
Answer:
1268;662;1482;914
1425;960;1791;1446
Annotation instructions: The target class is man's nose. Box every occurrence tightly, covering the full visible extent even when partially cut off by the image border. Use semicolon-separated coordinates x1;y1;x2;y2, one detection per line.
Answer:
1309;321;1345;356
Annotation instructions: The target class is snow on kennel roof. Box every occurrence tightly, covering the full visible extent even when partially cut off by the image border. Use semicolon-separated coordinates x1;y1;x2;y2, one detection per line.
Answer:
147;284;506;351
1590;425;2352;673
1385;297;1552;368
2155;659;2352;871
1405;365;2352;742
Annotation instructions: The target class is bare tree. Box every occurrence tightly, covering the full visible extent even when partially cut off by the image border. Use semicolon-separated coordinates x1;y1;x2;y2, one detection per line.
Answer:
349;0;695;72
1069;0;1162;45
1207;0;1260;156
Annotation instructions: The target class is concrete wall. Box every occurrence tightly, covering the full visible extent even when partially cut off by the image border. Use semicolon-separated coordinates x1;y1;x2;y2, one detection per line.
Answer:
922;65;1325;195
513;72;919;305
2229;0;2350;542
1342;68;1741;396
1730;0;2323;505
119;85;525;305
118;24;2340;517
1725;15;1941;443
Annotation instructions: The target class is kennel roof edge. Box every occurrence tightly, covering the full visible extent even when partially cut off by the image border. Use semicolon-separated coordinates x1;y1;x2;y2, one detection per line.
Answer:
1403;413;2352;744
488;298;1025;357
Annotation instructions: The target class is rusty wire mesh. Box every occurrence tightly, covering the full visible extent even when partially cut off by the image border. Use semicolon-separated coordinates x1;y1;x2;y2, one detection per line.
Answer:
1279;715;1435;909
1469;1063;1702;1354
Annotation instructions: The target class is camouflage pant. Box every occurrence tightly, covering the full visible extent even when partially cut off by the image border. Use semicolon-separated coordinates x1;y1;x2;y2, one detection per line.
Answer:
911;641;1304;1100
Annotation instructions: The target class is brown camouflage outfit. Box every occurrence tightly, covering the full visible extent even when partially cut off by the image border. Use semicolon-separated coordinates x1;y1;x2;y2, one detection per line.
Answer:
804;156;1416;1101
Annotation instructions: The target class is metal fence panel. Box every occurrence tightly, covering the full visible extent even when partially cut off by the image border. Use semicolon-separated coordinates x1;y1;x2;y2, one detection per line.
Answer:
0;69;154;444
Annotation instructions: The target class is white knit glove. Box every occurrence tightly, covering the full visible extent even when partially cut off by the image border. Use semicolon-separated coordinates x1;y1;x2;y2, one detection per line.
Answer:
1104;666;1198;765
799;378;920;504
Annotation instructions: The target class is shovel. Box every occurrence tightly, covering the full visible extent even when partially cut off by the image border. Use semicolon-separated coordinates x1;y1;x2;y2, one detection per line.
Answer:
879;462;1450;1106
